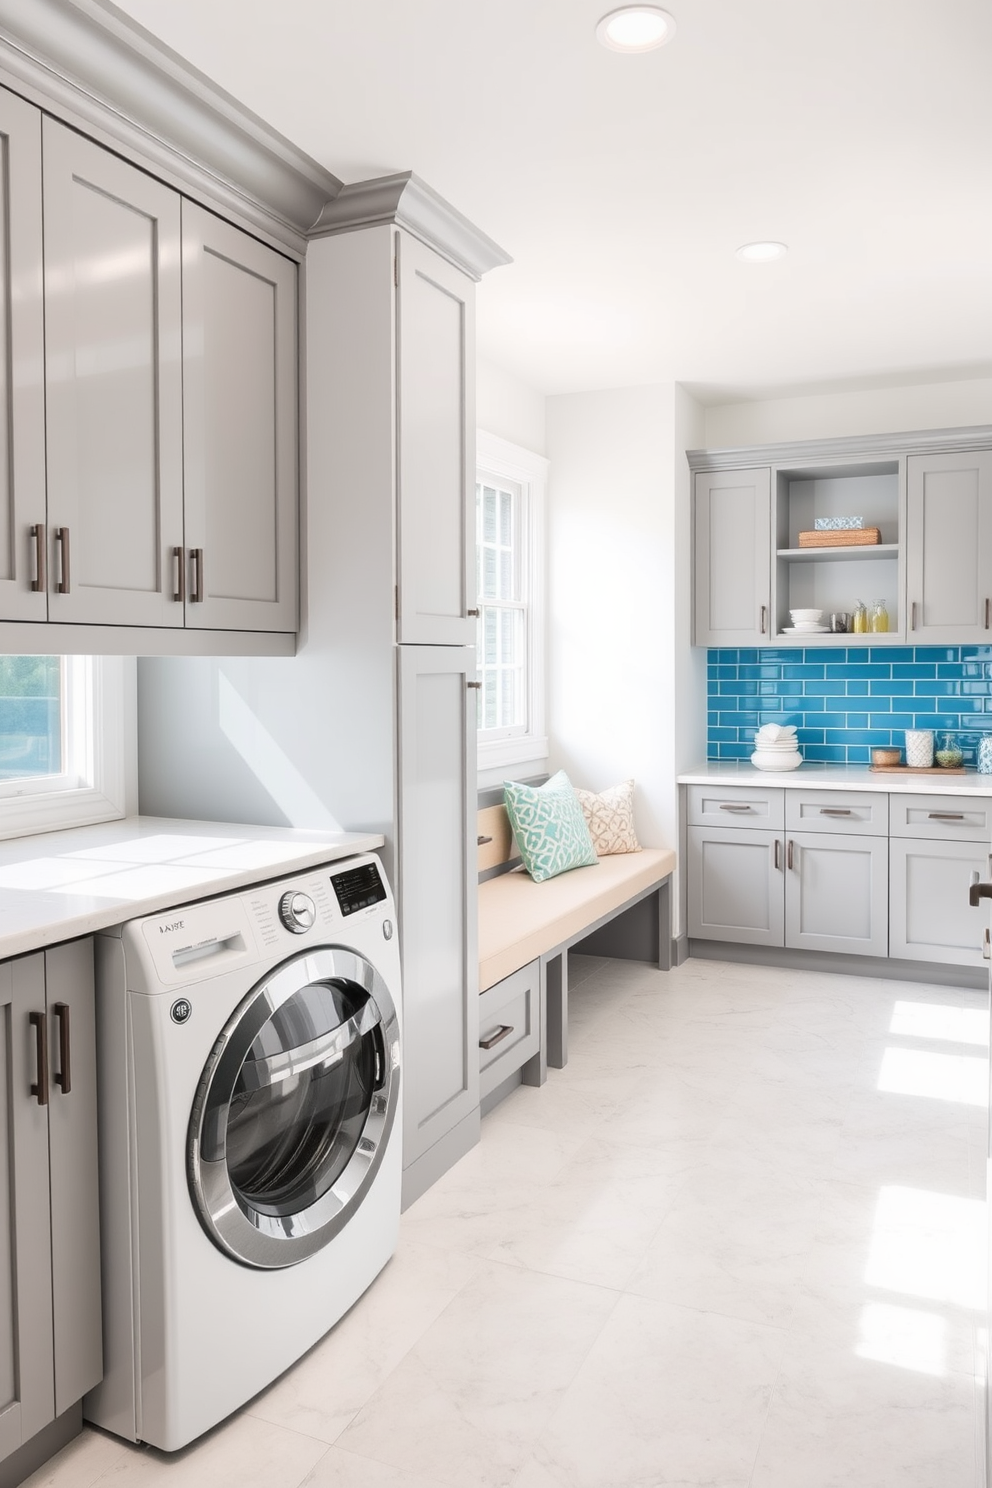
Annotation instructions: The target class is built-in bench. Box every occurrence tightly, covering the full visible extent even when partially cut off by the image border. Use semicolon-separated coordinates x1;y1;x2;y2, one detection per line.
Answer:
476;787;676;1110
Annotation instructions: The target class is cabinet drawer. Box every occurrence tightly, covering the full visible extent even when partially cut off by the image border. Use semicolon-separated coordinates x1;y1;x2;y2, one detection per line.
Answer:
687;784;784;830
889;793;992;842
479;960;541;1097
785;790;888;836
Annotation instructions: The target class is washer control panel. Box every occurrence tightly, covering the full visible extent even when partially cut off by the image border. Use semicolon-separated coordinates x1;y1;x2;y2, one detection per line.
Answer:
278;890;317;934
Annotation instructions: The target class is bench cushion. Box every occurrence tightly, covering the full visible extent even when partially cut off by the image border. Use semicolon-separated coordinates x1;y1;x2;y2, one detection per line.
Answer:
478;847;676;992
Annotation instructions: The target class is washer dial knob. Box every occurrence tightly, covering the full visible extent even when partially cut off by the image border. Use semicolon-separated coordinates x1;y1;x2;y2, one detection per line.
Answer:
278;890;316;934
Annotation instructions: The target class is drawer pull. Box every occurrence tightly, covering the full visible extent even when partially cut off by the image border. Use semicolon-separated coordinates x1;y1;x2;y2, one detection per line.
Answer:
477;834;493;845
819;808;853;817
927;812;965;821
479;1024;514;1051
29;1010;48;1106
719;803;753;813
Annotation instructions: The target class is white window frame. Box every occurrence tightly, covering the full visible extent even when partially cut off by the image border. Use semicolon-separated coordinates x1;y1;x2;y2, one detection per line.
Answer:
0;655;130;840
475;431;548;774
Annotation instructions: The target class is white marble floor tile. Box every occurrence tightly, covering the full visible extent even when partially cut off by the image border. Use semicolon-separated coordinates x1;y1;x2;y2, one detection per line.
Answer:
335;1262;619;1487
19;1428;130;1488
80;1413;326;1488
533;1293;788;1488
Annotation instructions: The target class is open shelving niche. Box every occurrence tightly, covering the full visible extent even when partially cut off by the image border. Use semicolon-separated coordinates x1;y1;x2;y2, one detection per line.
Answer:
772;458;904;643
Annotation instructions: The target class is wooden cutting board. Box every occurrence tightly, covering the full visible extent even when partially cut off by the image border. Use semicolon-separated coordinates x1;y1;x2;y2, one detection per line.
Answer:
869;764;968;775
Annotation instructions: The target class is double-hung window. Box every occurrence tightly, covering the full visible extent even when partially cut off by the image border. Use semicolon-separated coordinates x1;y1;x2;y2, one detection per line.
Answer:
475;432;548;773
0;654;129;839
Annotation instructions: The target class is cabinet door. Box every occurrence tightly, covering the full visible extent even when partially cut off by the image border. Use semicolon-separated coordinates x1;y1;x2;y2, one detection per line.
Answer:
0;92;46;623
45;941;101;1415
693;468;771;646
397;645;478;1170
0;955;54;1460
396;233;475;646
43;120;184;627
687;826;784;946
785;832;888;957
182;201;298;633
907;451;992;642
890;837;986;967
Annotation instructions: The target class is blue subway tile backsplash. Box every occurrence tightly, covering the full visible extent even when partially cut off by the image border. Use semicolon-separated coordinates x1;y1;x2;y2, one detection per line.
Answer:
706;647;992;764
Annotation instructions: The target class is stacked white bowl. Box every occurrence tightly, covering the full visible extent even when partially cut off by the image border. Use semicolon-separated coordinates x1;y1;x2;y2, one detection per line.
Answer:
788;608;828;634
751;723;802;771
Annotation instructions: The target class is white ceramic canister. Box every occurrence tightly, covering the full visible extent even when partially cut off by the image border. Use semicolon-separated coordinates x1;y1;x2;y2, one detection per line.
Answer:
905;729;935;768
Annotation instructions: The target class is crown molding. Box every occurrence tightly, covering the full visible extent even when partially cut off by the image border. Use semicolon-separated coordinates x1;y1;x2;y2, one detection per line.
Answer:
310;171;511;281
0;0;342;252
687;424;992;471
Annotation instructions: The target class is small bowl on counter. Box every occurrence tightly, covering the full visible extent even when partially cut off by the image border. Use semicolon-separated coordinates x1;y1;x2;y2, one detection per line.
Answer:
870;747;902;767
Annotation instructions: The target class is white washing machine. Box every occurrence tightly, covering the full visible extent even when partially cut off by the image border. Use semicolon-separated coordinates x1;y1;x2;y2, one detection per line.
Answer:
84;852;402;1452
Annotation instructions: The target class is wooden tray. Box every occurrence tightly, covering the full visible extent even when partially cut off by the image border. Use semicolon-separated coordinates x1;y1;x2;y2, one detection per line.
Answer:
797;528;881;547
869;764;967;775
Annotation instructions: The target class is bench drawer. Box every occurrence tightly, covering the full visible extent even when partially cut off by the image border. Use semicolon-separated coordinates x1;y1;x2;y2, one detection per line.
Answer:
687;784;784;830
785;790;888;836
889;793;992;842
479;959;541;1098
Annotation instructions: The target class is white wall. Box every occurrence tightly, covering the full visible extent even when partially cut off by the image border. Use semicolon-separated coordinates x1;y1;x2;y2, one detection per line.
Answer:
704;375;992;447
477;357;546;454
545;384;701;899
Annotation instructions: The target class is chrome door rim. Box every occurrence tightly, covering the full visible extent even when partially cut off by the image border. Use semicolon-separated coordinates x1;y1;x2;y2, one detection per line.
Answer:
188;946;400;1269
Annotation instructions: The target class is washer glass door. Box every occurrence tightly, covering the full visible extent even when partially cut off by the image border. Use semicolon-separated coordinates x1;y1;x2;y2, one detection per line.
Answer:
189;946;400;1269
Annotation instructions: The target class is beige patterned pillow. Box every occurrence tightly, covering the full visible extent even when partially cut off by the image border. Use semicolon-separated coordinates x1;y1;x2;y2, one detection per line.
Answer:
575;779;641;855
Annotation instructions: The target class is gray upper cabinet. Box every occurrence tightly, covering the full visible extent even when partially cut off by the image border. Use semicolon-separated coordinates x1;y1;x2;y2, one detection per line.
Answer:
0;90;46;624
396;233;475;646
907;450;992;643
0;941;101;1471
182;202;298;634
693;467;771;646
43;120;184;629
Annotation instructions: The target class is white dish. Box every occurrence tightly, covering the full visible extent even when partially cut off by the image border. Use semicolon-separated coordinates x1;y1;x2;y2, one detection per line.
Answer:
752;741;800;750
782;625;829;634
751;751;803;771
789;609;823;621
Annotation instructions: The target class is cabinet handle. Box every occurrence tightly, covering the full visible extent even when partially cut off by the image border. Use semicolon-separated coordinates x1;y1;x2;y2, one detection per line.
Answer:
56;526;70;594
467;607;480;618
773;838;782;870
984;928;990;962
969;873;992;906
190;547;204;603
30;523;45;592
787;838;795;870
53;1002;71;1096
760;605;768;635
719;803;753;812
911;601;917;631
479;1023;514;1051
819;808;853;817
467;680;482;690
29;1010;49;1106
477;834;493;845
173;545;186;604
986;598;990;631
928;811;965;821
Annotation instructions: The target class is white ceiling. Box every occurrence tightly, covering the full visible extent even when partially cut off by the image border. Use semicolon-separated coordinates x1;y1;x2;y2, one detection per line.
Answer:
109;0;992;402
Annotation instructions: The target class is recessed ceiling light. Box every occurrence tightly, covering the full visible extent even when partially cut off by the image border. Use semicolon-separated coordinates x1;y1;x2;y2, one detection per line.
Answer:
596;7;677;53
736;241;789;263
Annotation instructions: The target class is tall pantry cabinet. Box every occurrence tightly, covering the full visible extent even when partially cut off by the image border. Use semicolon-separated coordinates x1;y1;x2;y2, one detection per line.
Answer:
306;176;509;1206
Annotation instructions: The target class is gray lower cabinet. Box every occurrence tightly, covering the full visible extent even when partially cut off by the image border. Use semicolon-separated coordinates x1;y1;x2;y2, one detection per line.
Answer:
479;960;542;1101
890;837;988;967
687;826;784;945
0;940;101;1480
785;831;888;956
397;645;479;1202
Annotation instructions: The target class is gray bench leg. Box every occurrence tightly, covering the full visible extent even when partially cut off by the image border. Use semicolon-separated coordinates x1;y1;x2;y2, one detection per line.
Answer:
521;962;547;1087
545;951;568;1069
657;878;672;971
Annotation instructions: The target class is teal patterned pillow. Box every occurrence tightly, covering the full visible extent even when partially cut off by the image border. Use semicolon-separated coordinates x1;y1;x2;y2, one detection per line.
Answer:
503;771;599;883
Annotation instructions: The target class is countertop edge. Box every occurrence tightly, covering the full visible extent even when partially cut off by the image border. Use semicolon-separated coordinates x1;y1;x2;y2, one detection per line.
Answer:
677;763;992;796
0;817;386;961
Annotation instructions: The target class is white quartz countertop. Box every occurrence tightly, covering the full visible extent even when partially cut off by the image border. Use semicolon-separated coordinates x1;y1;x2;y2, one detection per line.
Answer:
0;816;385;960
678;761;992;796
